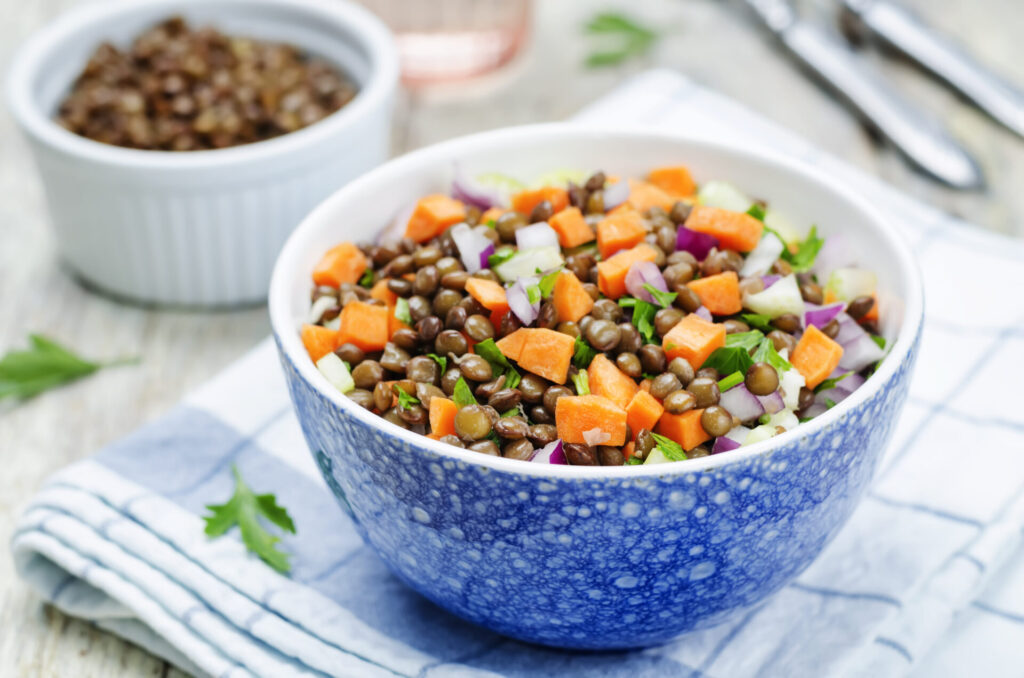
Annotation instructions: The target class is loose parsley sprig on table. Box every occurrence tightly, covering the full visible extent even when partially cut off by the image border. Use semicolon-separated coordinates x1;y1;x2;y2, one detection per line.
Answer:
0;334;137;402
204;465;297;574
584;12;658;67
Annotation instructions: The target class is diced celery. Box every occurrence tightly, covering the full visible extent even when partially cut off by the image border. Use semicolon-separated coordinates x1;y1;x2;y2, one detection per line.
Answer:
743;424;777;446
316;353;354;394
697;181;751;212
644;448;672;465
742;274;804;318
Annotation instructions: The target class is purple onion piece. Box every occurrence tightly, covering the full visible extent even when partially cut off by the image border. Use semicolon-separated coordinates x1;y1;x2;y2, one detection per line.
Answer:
676;226;719;261
449;223;492;274
711;436;741;455
695;306;712;322
450;163;503;210
719;383;765;423
756;390;785;415
478;243;496;270
506;276;540;326
624;261;669;303
803;302;844;329
761;274;781;289
531;439;566;464
603;180;630;211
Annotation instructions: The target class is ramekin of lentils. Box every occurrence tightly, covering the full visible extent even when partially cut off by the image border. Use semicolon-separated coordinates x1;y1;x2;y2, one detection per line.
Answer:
300;167;889;466
57;16;357;151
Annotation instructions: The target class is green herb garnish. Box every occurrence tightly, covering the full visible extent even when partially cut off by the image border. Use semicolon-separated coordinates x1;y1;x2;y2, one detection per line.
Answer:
358;268;375;288
584;12;658;68
203;465;296;574
394;297;412;325
501;405;525;418
782;225;824;272
871;335;886;349
717;371;744;392
572;335;599;368
650;432;688;461
453;376;477;408
485;219;497;228
538;268;562;298
725;330;765;351
619;296;659;343
625;456;644;465
746;203;766;221
0;334;137;403
474;338;521;389
815;371;850;393
758;413;772;425
751;337;792;373
427;353;447;373
643;283;677;309
702;346;754;377
571;369;590;395
741;313;774;333
488;246;516;268
527;285;542;305
393;385;420;409
825;398;837;409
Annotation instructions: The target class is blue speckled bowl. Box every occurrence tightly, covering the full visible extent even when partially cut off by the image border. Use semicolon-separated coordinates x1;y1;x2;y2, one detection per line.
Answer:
269;126;923;649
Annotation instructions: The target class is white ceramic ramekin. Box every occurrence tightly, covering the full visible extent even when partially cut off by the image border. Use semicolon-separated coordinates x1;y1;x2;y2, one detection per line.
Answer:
7;0;398;307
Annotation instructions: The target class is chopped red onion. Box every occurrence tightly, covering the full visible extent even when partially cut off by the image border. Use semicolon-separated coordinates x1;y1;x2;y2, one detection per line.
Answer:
449;223;492;273
832;313;885;372
812;232;855;275
761;274;781;289
624;261;669;303
451;164;503;210
478;243;496;270
506;276;540;325
740;232;785;277
516;222;559;250
695;306;712;322
677;227;718;260
712;436;741;455
719;383;765;422
803;302;844;329
603;180;630;211
756;390;785;414
802;402;829;419
531;439;566;464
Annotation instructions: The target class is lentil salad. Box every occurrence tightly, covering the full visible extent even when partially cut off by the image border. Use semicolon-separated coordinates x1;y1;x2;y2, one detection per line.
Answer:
300;166;887;466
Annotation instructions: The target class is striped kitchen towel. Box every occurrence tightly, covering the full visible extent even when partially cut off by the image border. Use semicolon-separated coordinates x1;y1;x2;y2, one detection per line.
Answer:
12;69;1024;677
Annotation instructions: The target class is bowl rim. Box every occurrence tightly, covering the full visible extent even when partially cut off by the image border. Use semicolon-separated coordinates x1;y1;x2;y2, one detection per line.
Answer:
270;124;924;479
4;0;398;171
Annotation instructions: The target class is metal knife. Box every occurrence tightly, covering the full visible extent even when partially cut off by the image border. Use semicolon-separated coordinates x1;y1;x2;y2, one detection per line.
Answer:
842;0;1024;139
743;0;984;189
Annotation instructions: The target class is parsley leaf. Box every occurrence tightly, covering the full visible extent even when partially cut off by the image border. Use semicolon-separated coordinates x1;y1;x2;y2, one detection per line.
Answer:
815;371;850;393
452;376;477;408
717;371;744;391
651;432;688;461
701;346;754;377
538;268;562;298
427;353;447;373
393;385;420;409
619;296;659;343
758;413;772;425
572;335;599;368
488;246;516;268
871;335;886;349
825;398;837;409
501;405;525;418
358;268;374;288
643;283;677;309
746;203;766;221
725;330;765;351
584;12;658;68
741;313;774;333
474;338;521;389
527;285;542;305
203;465;297;573
485;219;497;228
625;456;644;465
394;297;412;325
571;369;590;395
782;225;824;272
0;334;137;402
751;337;792;373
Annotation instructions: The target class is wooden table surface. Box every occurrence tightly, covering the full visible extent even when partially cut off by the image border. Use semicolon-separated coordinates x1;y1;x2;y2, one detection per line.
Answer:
1;0;1020;675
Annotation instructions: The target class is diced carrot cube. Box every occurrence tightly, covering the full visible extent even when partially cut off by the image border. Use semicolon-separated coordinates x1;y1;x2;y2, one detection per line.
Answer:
597;210;647;259
336;300;389;352
687;271;742;316
517;328;575;384
662;313;727;370
548;207;595;248
301;324;339;362
495;328;530;362
480;207;506;225
626;390;665;437
405;194;466;243
588;353;639;410
556;395;628;446
511;186;569;216
552;270;594;323
312;242;368;288
791;325;844;389
685;205;763;252
626;178;676;213
429;397;459;438
655;409;711;451
648;166;697;198
597;243;659;299
465;277;509;317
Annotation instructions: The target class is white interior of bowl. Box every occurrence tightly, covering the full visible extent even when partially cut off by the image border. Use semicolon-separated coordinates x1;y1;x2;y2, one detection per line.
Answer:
6;0;396;169
270;125;923;478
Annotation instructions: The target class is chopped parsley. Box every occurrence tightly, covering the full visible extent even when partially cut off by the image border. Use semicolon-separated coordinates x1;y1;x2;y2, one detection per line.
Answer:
701;346;754;377
538;268;562;298
501;404;525;418
651;433;688;461
643;283;677;309
584;12;658;68
394;297;412;325
619;296;659;343
452;377;477;408
572;335;599;368
746;203;766;221
751;337;792;373
427;353;447;373
725;330;765;351
782;225;824;272
717;371;744;391
358;268;375;288
815;371;850;393
758;413;772;425
474;338;521;389
871;335;886;349
741;313;774;333
485;218;497;228
825;398;837;409
527;285;542;305
571;369;590;395
625;456;644;465
488;246;516;268
393;385;420;409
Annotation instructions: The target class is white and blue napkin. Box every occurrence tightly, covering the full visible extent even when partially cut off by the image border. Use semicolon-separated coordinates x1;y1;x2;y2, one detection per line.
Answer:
13;70;1024;677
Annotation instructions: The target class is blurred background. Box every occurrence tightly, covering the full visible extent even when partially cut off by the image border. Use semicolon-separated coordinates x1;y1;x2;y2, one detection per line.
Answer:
0;0;1020;675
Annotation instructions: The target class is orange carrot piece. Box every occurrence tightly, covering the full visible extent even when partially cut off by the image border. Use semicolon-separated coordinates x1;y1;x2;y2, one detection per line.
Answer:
465;277;509;317
370;278;397;306
648;166;697;198
623;441;637;459
662;313;727;370
687;271;742;316
548;207;595;248
588;353;639;410
597;243;659;299
639;378;653;393
626;178;676;213
656;409;710;451
597;210;647;259
495;328;530;362
861;293;879;324
429;397;458;438
555;395;628;446
552;270;594;323
405;194;466;243
511;186;569;216
626;390;665;438
480;207;506;225
301;324;339;362
685;205;764;252
517;328;575;384
336;300;389;352
312;242;368;288
790;324;844;389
